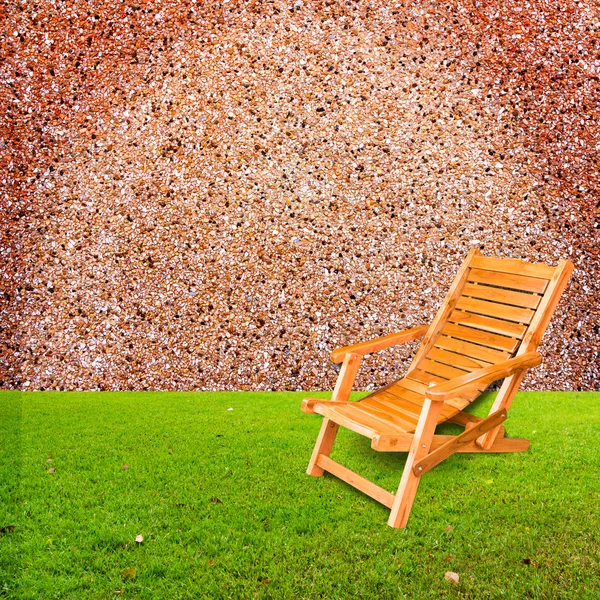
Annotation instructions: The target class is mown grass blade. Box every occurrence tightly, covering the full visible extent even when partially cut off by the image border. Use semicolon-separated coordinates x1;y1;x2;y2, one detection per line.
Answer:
0;390;598;599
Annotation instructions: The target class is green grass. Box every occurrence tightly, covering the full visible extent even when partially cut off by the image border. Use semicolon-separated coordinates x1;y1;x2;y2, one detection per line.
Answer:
1;390;599;599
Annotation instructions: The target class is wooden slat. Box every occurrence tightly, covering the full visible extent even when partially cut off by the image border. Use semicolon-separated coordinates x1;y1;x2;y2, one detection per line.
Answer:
468;268;549;294
316;405;378;438
455;296;535;324
470;255;556;279
386;383;425;404
406;368;446;386
375;390;422;411
362;402;420;429
357;401;415;431
377;390;452;420
381;384;461;419
316;455;396;508
362;395;420;425
418;357;473;380
391;384;470;413
397;377;430;395
449;310;528;339
325;404;407;436
441;322;520;353
444;397;473;410
407;371;475;410
395;377;472;411
367;396;439;432
426;346;491;372
435;335;512;364
414;346;491;406
406;363;478;408
462;282;542;310
356;378;407;404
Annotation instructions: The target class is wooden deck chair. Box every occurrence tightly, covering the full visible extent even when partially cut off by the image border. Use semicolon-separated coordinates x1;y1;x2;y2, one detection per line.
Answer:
302;250;573;528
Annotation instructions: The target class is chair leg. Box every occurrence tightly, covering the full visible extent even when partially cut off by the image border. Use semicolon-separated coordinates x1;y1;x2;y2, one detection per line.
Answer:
388;399;443;528
478;371;524;449
307;418;340;476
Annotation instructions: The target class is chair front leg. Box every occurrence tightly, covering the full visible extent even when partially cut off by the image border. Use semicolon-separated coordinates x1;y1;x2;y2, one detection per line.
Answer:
388;398;444;528
306;352;362;476
307;418;340;476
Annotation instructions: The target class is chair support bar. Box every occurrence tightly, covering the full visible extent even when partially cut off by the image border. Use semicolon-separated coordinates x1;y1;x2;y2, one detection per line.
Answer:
315;455;396;509
412;409;507;476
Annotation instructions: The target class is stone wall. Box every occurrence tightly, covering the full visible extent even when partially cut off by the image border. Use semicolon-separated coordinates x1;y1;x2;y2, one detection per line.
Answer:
1;1;598;391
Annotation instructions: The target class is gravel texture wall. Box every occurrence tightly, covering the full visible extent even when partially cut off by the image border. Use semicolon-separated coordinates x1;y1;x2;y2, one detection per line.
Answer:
1;1;598;392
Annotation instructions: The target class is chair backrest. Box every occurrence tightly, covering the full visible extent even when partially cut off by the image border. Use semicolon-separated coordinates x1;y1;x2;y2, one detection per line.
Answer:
409;250;574;383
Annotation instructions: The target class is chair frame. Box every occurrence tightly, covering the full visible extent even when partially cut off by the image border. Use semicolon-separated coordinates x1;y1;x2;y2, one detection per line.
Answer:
302;250;573;528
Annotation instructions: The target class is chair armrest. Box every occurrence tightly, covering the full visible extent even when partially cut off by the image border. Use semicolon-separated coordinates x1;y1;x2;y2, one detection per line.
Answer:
301;398;350;414
330;325;429;364
425;352;542;402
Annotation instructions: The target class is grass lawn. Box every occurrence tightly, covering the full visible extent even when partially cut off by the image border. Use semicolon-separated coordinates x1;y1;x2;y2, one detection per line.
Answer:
1;390;599;599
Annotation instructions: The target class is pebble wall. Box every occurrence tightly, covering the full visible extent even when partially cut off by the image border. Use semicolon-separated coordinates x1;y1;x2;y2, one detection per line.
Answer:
1;1;598;391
